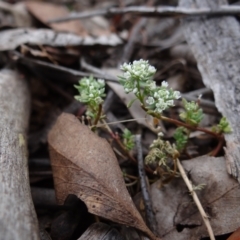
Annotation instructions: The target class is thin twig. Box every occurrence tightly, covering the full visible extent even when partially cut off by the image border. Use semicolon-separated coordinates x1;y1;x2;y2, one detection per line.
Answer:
161;115;222;139
135;135;158;235
100;119;154;174
120;0;153;66
141;104;222;139
176;158;215;240
10;51;118;83
48;5;240;23
125;179;138;187
209;137;225;157
120;18;148;64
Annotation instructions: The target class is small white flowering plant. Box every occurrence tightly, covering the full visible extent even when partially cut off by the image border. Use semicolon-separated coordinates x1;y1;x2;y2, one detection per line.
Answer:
74;75;135;151
74;60;232;239
118;59;232;176
74;76;106;124
74;60;232;178
119;59;181;112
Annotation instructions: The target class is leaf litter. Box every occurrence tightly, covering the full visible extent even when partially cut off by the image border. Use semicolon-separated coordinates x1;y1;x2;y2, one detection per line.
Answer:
0;0;239;239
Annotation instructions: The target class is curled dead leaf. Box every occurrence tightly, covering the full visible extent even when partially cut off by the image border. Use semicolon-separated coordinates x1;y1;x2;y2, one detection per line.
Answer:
48;113;159;240
227;227;240;240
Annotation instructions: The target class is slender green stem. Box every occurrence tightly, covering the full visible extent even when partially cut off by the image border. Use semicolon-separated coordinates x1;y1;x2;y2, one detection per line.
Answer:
93;104;102;126
137;79;145;104
160;116;221;139
141;104;222;139
100;119;154;174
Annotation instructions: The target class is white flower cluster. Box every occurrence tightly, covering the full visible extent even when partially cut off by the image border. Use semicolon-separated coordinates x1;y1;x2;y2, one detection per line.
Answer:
74;76;106;106
119;59;156;94
146;81;181;113
119;59;181;114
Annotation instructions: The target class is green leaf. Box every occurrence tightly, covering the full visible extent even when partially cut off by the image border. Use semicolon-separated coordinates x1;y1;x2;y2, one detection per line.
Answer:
123;129;135;151
173;127;189;152
180;99;204;126
127;98;138;108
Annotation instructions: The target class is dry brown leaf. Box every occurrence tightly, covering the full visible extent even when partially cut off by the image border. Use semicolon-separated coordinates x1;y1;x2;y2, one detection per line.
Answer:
48;113;159;240
25;1;86;36
135;156;240;239
227;227;240;240
0;1;31;28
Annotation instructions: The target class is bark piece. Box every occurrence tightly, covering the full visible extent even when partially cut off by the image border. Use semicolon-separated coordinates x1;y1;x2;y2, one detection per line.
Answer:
0;28;122;50
0;69;39;239
179;0;240;182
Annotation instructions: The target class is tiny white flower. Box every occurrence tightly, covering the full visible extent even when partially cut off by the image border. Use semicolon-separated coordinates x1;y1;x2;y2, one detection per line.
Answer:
146;97;155;105
157;89;169;99
89;93;94;97
125;88;131;93
133;70;139;76
166;100;174;106
173;91;181;99
123;72;131;80
98;79;105;84
154;91;159;98
148;66;156;73
149;82;156;90
161;81;168;87
155;99;165;108
158;132;164;137
133;88;138;94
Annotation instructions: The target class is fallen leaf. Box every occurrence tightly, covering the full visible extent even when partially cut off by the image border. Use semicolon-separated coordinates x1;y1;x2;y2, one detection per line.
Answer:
25;1;86;36
0;1;31;27
48;113;158;240
135;156;240;239
228;227;240;240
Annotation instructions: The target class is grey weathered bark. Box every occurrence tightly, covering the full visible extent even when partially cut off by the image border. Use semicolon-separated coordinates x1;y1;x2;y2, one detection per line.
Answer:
0;69;39;239
179;0;240;182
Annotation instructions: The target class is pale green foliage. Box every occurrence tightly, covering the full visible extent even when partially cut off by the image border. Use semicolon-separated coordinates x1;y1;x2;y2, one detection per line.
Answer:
179;99;204;126
192;183;206;191
146;81;181;114
122;128;135;151
212;117;232;134
145;135;178;171
119;59;181;113
74;76;106;118
173;127;189;152
119;59;156;95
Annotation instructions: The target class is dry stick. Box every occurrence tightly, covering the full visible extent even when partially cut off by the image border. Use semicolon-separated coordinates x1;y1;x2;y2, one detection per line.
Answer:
0;69;39;240
176;158;215;240
120;17;148;64
141;105;222;139
48;5;240;23
11;51;118;83
135;135;158;235
120;0;154;65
